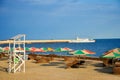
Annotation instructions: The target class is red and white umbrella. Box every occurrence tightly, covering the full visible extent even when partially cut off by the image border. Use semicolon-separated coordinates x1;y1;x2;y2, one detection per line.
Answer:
62;47;73;52
29;47;37;52
103;48;120;55
3;46;10;51
3;46;10;53
82;49;95;54
39;48;47;52
34;48;41;52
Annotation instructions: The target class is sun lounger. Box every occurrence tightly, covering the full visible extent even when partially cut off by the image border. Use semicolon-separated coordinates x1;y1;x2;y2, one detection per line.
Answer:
65;59;86;69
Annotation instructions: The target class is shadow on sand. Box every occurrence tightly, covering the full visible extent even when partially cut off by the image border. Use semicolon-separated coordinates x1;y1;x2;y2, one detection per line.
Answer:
40;61;64;67
92;63;105;67
94;67;113;74
93;63;113;74
0;66;7;72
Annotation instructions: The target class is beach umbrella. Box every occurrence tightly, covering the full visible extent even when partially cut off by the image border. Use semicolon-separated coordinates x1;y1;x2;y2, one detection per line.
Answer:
39;47;48;52
100;48;120;59
69;49;95;56
104;48;120;55
29;47;48;52
10;48;14;51
100;48;120;57
34;48;41;52
29;47;37;52
16;47;24;51
112;48;120;54
0;47;3;52
70;50;85;55
54;48;63;52
25;47;30;52
3;46;10;53
47;47;54;52
3;46;9;50
82;49;95;54
54;47;71;56
54;47;73;52
62;47;73;52
102;52;120;58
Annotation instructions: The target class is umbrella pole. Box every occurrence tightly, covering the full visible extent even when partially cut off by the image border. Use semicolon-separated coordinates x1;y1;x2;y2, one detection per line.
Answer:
78;55;80;59
112;58;116;67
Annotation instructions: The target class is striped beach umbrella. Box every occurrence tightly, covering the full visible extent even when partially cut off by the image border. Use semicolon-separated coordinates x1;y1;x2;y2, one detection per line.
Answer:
69;49;95;56
39;47;48;52
55;47;73;52
62;47;73;52
101;48;120;59
25;47;30;52
112;48;120;54
54;48;62;52
16;47;24;51
82;49;95;54
29;47;37;52
34;48;41;52
104;48;120;55
102;52;120;58
3;46;10;53
47;47;54;52
0;47;3;53
70;50;85;55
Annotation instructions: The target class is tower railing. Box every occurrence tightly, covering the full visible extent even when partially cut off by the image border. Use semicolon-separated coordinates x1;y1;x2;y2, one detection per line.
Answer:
8;34;26;73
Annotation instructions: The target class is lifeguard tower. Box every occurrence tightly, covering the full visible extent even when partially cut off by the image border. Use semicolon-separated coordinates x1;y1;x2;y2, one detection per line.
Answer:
8;34;26;73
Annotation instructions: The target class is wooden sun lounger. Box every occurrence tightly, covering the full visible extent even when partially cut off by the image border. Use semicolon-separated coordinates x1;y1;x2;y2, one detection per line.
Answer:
65;59;86;69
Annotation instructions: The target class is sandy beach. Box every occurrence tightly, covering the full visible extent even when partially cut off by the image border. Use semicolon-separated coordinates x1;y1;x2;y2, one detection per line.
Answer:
0;57;120;80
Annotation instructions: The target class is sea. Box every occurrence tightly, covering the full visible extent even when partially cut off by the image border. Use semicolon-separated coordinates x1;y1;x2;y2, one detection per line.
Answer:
0;39;120;57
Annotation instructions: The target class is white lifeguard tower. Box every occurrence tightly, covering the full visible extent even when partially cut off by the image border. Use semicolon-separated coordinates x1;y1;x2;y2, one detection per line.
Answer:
8;34;26;73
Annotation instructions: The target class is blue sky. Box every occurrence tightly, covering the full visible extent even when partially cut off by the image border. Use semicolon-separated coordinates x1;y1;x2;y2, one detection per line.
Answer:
0;0;120;40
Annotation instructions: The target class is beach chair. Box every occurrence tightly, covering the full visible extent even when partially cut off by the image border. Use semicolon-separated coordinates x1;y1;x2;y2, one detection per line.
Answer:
65;59;86;69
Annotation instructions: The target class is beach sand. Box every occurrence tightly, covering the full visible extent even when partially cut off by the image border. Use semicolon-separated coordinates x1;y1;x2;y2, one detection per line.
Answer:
0;58;120;80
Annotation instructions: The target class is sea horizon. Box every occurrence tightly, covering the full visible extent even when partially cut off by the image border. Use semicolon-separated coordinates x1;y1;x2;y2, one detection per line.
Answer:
0;38;120;57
